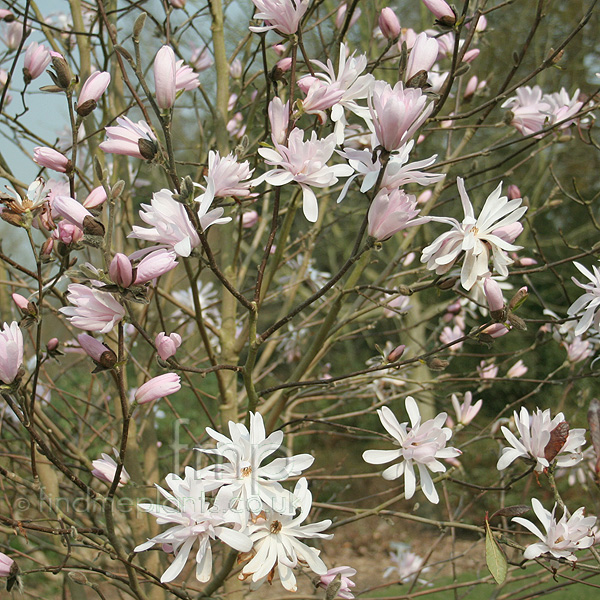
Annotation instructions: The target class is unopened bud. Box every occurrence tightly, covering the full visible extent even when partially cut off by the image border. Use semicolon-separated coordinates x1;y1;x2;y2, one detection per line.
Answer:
426;357;449;371
51;55;72;89
507;313;527;330
388;344;406;362
82;215;105;237
68;571;88;585
508;286;528;312
111;180;125;199
437;276;458;290
507;184;521;200
98;349;118;370
41;237;54;257
133;12;147;40
76;98;97;116
138;138;157;160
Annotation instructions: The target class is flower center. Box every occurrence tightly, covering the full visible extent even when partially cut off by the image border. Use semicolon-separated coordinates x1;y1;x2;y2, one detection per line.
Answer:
241;466;252;477
270;520;282;534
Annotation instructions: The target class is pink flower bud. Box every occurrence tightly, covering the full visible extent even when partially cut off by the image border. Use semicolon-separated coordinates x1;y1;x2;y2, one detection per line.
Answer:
156;332;182;361
506;359;528;378
52;221;83;245
462;48;480;63
387;344;406;362
23;42;51;83
52;196;93;229
241;210;259;228
41;237;54;256
12;293;30;312
275;57;292;72
379;8;401;40
135;373;181;404
467;14;487;32
169;0;186;7
484;277;504;313
153;45;177;110
481;323;509;338
405;32;438;82
78;333;116;367
0;321;23;384
83;185;107;209
109;253;133;287
0;552;15;577
515;256;537;267
335;3;361;29
46;337;59;351
133;249;178;284
507;184;521;200
421;0;456;25
0;10;14;21
268;97;289;145
464;75;478;100
33;147;71;173
416;190;432;205
91;453;130;486
77;71;111;114
230;58;242;78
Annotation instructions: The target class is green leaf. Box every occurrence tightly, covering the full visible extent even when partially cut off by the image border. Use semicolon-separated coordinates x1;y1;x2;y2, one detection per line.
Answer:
485;520;508;585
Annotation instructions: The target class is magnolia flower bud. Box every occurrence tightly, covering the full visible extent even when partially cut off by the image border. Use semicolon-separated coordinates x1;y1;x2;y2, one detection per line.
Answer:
422;0;456;26
135;373;181;404
379;8;401;40
46;337;59;351
23;42;51;84
387;344;406;362
78;333;117;369
133;249;178;284
508;286;528;312
77;71;111;116
83;186;108;209
464;75;478;100
154;45;177;110
507;184;521;200
91;453;130;486
156;332;182;361
33;147;71;173
241;210;259;228
51;54;72;89
109;253;133;287
483;277;505;320
405;32;438;83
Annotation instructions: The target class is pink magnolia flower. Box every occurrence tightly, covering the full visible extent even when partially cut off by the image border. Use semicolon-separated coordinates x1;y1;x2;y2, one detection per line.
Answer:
78;71;111;105
477;360;498;379
0;552;15;577
60;285;125;333
52;221;83;245
497;407;586;472
363;397;461;504
335;3;361;29
135;373;181;404
175;60;200;91
421;178;527;291
169;0;186;8
405;32;438;82
256;128;353;222
564;337;592;364
2;21;25;49
383;544;428;583
507;359;528;378
451;391;482;426
0;321;23;384
190;47;213;71
99;116;157;159
92;452;130;487
502;86;552;136
367;188;427;241
484;277;505;313
567;262;600;336
379;9;400;40
129;189;229;257
544;88;583;129
440;324;464;351
241;210;259;228
268;96;289;144
513;499;596;562
33;147;70;173
23;42;51;82
195;151;254;210
318;566;356;599
154;45;177;110
250;0;309;35
156;332;182;361
368;81;433;152
134;249;178;284
299;78;345;121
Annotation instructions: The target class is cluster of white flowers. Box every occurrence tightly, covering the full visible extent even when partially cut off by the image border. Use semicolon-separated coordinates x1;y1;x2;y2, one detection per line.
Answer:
135;413;333;591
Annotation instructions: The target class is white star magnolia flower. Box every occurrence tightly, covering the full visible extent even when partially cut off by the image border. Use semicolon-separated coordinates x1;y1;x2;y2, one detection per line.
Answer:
198;412;314;519
310;43;375;143
497;407;585;472
240;477;332;592
363;397;461;504
567;262;600;336
337;139;444;203
421;177;527;290
128;188;230;257
255;128;354;222
134;467;253;583
513;498;596;562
